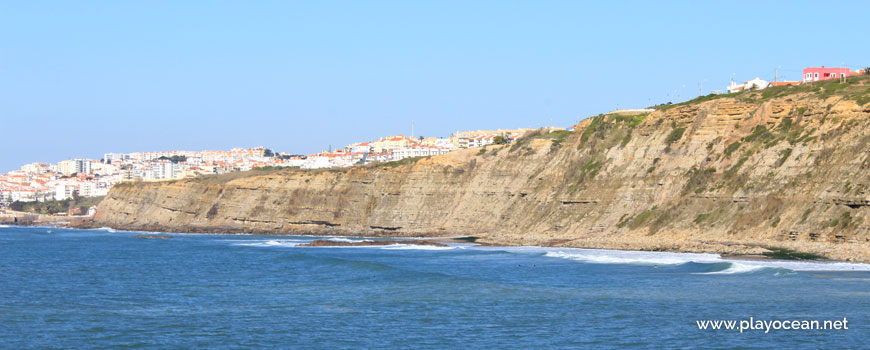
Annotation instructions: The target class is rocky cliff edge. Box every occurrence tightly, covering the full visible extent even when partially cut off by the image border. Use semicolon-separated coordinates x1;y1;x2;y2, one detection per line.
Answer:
89;78;870;261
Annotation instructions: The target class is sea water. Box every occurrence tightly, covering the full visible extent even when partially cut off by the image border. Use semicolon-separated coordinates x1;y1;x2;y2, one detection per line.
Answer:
1;226;868;349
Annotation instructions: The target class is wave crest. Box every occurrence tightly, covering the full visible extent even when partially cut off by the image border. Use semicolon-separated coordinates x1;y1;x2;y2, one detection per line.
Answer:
380;244;456;251
233;240;303;248
543;248;870;273
544;250;720;266
697;263;765;275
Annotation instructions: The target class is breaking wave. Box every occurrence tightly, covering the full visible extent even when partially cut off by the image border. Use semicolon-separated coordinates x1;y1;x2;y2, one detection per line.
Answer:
697;263;766;275
543;250;721;266
233;240;304;248
542;248;870;274
380;244;456;250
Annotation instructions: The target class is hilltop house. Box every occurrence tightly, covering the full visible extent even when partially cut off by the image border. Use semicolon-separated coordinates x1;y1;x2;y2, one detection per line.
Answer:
728;77;769;93
802;66;854;82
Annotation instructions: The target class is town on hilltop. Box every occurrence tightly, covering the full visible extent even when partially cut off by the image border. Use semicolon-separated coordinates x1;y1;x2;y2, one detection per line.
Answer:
0;127;566;207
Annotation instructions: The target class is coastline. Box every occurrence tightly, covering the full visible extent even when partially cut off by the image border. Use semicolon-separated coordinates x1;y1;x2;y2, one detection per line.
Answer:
77;92;870;266
53;220;863;263
0;210;90;226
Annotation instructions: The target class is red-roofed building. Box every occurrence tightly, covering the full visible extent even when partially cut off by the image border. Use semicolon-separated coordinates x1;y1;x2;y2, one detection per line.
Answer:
370;135;419;153
468;134;496;148
347;142;372;154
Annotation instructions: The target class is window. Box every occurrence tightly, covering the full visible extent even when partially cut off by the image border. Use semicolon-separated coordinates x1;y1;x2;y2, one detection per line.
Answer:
841;73;846;78
814;73;819;79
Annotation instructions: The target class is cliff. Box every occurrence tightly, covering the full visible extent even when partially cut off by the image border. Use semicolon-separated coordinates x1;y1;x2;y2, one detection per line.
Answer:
91;77;870;261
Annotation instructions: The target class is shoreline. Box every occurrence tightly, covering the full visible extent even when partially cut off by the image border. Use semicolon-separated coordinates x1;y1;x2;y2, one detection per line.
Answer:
5;221;861;264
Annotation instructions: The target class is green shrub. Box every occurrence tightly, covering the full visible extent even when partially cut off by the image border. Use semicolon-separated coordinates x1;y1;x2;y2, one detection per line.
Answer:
763;247;825;260
724;141;741;157
775;148;792;167
627;209;656;229
375;156;425;168
665;126;686;145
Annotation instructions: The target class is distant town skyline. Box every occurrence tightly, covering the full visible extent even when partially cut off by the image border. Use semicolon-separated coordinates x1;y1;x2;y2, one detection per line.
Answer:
2;1;869;172
0;128;553;205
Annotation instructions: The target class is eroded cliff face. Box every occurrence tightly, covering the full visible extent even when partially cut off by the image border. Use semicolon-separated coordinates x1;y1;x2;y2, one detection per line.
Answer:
93;86;870;261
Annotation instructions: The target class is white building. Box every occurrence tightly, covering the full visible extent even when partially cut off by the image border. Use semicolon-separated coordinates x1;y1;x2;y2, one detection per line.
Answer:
301;156;331;169
55;185;78;200
467;135;496;148
77;182;109;197
156;162;175;179
744;77;769;91
421;137;453;148
0;190;11;203
346;142;373;154
11;189;38;202
392;146;452;161
20;163;50;174
103;153;130;163
727;77;769;93
57;159;92;176
363;153;391;163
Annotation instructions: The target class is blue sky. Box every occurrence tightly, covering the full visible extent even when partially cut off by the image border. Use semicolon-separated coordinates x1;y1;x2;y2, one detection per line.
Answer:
1;1;868;172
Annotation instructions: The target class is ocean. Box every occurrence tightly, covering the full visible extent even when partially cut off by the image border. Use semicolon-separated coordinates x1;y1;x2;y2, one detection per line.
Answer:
1;225;869;349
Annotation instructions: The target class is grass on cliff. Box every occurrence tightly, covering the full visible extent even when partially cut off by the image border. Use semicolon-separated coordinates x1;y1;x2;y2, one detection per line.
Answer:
8;196;104;215
762;247;825;260
372;156;425;168
760;75;870;104
578;113;647;149
560;113;648;189
663;123;686;152
254;165;300;171
185;167;306;185
509;128;575;153
653;93;735;111
653;74;870;111
682;167;717;195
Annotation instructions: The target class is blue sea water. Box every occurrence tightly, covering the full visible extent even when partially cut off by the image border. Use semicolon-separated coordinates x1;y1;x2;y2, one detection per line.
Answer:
1;226;869;349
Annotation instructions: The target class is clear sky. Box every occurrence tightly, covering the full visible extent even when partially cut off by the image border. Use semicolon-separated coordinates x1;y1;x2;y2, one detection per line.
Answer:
1;1;868;172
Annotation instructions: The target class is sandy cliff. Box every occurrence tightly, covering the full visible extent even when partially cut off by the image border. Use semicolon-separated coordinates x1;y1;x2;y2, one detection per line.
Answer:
91;80;870;261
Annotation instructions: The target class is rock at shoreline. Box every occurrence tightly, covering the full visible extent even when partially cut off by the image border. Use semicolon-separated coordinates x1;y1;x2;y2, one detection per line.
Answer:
299;239;446;247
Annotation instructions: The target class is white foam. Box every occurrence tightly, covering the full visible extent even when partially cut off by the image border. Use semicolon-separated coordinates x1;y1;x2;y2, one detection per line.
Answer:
136;230;255;236
543;250;721;266
380;244;456;250
96;227;117;232
233;240;304;248
735;259;870;272
224;234;870;273
0;225;10;228
699;263;765;275
539;247;870;273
